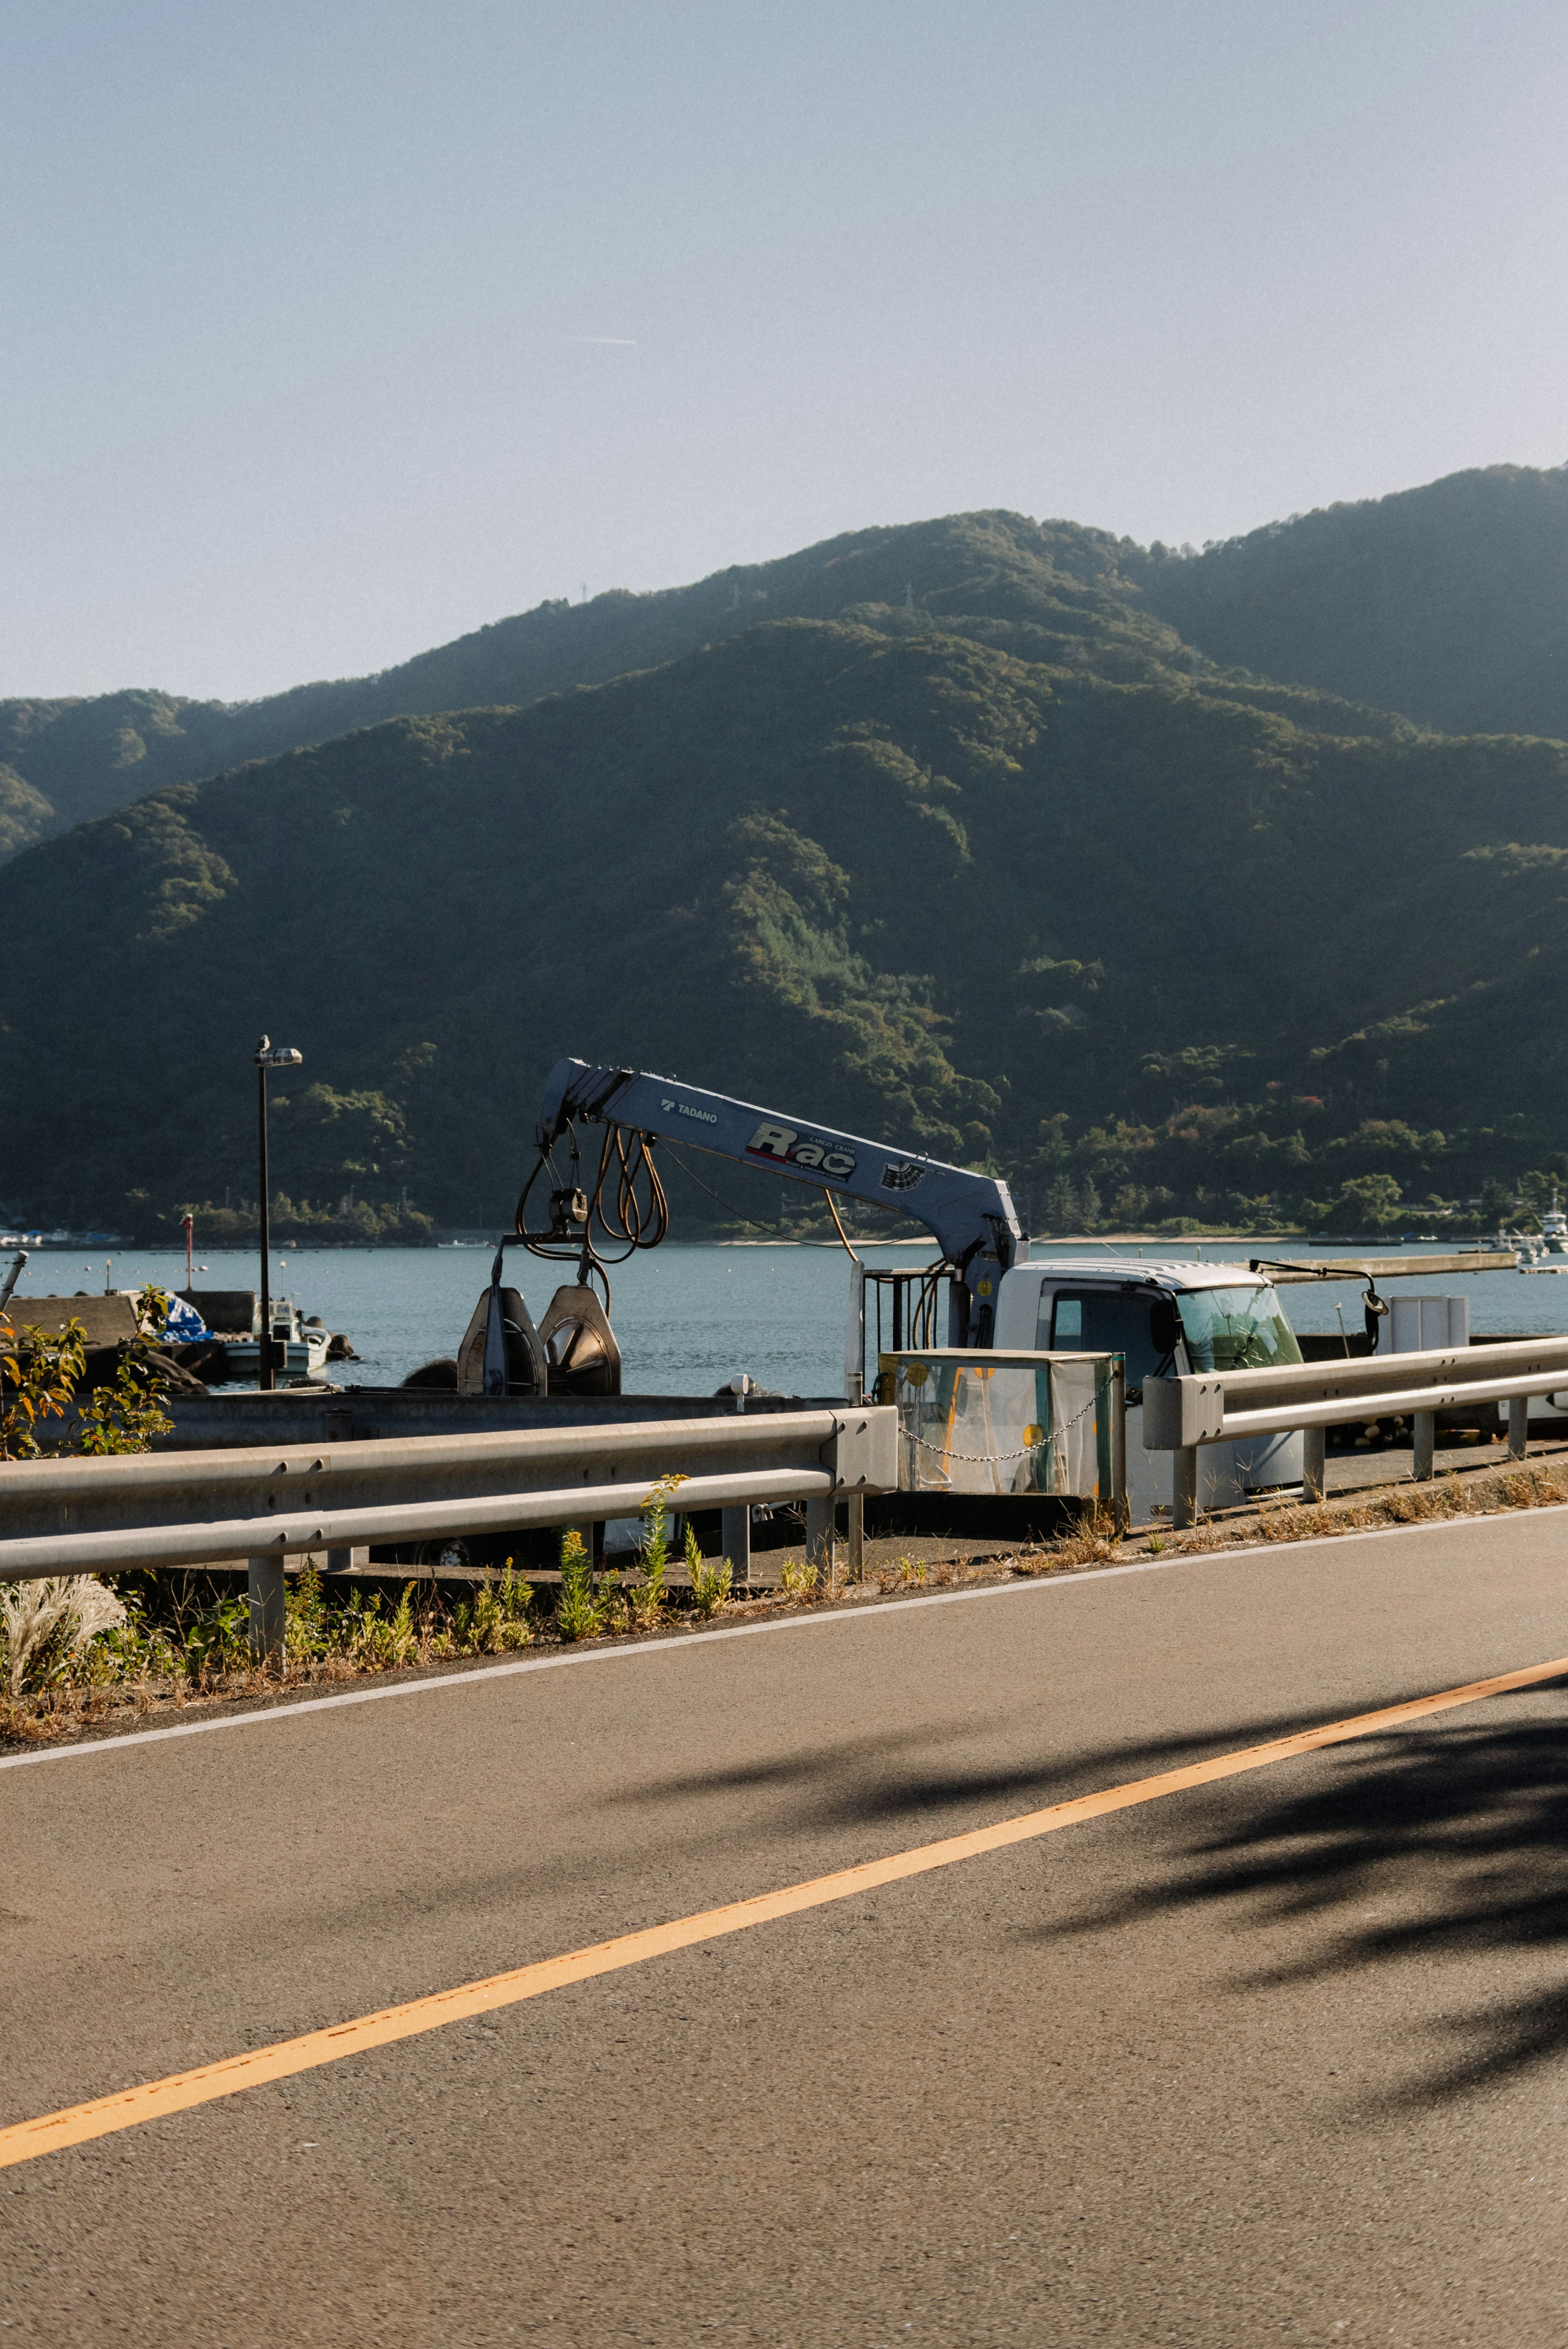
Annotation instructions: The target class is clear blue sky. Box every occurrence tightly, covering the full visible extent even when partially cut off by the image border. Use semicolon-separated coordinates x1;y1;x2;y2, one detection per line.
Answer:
7;0;1567;701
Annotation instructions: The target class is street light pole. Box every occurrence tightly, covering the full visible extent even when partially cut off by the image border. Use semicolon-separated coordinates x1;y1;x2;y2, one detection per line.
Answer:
253;1035;303;1392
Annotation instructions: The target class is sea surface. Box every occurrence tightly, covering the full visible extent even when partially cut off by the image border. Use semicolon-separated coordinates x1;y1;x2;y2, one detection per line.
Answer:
15;1237;1565;1396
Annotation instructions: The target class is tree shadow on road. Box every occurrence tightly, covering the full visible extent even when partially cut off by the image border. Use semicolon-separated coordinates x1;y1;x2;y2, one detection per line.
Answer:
1032;1693;1568;2106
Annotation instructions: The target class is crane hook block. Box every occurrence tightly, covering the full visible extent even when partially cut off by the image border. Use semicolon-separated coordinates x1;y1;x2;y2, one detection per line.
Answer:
549;1186;590;1236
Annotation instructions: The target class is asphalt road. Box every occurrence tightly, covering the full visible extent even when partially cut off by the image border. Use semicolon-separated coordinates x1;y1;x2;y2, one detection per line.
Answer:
7;1510;1568;2346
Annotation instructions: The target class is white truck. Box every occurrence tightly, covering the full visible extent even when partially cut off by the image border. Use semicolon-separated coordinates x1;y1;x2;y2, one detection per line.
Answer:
522;1061;1307;1514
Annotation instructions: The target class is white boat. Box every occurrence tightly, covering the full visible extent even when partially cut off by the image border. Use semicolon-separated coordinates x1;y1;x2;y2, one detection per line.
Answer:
222;1299;332;1380
1543;1192;1568;1255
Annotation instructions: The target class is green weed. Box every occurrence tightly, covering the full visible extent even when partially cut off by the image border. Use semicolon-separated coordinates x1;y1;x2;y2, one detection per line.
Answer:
629;1474;686;1631
685;1521;733;1620
555;1529;601;1641
779;1557;819;1602
180;1590;252;1685
449;1564;535;1655
592;1562;626;1635
346;1583;419;1669
286;1558;329;1659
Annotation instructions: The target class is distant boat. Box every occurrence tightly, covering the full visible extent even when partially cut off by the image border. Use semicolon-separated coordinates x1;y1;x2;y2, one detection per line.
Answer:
1543;1191;1568;1256
1;1228;122;1248
221;1298;332;1380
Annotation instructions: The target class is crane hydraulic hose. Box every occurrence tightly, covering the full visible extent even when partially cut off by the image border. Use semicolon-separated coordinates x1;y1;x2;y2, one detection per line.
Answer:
511;1118;670;1309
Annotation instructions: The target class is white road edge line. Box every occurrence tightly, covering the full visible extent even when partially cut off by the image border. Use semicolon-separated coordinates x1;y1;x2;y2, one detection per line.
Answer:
5;1497;1565;1774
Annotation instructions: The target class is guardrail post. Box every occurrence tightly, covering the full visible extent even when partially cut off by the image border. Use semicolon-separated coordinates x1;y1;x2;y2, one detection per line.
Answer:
1109;1357;1128;1532
1173;1447;1198;1531
248;1554;285;1667
1301;1427;1326;1503
1508;1397;1530;1460
722;1505;751;1587
842;1365;867;1578
1412;1410;1436;1482
805;1496;835;1580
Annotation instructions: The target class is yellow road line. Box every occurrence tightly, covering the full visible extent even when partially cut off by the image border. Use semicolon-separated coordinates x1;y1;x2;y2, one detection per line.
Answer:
5;1648;1566;2171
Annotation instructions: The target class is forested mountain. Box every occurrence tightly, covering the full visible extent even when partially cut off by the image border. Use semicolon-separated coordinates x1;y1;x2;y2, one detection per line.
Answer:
5;616;1568;1244
1134;463;1568;739
9;463;1568;878
0;508;1408;862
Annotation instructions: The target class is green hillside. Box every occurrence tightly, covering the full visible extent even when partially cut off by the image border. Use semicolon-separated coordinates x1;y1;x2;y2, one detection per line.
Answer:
4;617;1566;1244
1134;463;1568;739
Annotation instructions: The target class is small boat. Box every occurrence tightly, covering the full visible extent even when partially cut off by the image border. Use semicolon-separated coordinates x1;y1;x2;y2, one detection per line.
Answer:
222;1299;332;1380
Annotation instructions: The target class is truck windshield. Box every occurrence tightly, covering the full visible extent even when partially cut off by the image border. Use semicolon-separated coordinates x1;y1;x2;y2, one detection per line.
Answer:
1176;1285;1302;1372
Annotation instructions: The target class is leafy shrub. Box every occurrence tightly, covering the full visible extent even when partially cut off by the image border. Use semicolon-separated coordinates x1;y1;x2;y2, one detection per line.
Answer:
78;1288;175;1453
1;1316;86;1459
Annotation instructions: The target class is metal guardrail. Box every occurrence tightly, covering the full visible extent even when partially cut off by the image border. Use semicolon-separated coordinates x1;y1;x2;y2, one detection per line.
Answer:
1145;1336;1568;1525
0;1407;897;1661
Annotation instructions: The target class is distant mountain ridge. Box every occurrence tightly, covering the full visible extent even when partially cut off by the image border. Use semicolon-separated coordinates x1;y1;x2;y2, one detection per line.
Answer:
0;504;1419;861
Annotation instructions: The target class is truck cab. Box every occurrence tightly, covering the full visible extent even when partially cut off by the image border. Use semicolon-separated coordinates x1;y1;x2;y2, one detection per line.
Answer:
992;1258;1305;1519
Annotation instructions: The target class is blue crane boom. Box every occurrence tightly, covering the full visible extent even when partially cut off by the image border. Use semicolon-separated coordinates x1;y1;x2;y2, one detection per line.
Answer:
538;1056;1027;1345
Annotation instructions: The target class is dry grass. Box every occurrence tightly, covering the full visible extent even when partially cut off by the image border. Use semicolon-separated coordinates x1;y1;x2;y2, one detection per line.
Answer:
1233;1460;1568;1550
1010;1505;1124;1575
1167;1520;1228;1552
864;1552;1004;1595
1045;1506;1124;1568
0;1561;537;1748
1008;1458;1568;1577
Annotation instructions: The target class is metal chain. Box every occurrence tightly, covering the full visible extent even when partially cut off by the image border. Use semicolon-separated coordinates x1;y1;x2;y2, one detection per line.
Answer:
906;1378;1111;1464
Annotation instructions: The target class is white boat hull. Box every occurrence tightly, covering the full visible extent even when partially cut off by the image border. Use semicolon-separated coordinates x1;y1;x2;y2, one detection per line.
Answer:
221;1332;331;1380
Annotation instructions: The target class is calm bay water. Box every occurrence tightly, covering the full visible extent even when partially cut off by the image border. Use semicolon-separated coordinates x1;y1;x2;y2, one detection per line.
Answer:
20;1238;1565;1396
